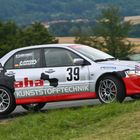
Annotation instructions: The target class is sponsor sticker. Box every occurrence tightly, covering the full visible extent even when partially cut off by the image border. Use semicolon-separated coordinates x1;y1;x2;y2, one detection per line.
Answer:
15;64;19;67
16;53;33;58
19;59;37;66
15;85;89;98
100;66;116;70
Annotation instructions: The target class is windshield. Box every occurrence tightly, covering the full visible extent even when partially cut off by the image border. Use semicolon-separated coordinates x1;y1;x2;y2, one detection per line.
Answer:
128;54;140;61
70;45;114;61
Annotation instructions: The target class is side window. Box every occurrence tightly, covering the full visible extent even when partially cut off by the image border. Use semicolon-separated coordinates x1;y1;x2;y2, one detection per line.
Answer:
44;48;81;67
5;56;13;69
14;49;41;69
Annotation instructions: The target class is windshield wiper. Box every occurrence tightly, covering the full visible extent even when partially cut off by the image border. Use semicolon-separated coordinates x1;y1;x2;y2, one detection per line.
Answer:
94;58;116;62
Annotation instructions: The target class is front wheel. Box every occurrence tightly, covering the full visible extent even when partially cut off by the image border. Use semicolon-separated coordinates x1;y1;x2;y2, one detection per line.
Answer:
22;103;46;111
0;86;16;115
96;75;125;104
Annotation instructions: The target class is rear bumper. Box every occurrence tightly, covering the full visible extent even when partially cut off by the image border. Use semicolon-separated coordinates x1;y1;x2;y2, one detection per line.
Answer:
123;76;140;96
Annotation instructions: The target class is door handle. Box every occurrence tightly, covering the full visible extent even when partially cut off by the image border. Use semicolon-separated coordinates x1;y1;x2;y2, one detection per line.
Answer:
45;69;55;74
7;71;15;75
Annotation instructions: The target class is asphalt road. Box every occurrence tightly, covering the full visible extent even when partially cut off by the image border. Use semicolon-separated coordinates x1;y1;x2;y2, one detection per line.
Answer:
0;98;132;120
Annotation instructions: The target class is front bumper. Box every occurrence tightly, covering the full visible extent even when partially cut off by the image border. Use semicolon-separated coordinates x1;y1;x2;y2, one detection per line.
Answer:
123;76;140;96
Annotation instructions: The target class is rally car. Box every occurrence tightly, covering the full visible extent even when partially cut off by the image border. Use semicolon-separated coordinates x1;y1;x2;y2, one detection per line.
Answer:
0;44;140;115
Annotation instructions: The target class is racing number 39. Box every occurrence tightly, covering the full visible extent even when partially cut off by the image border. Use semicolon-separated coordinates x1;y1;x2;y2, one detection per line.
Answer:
67;67;80;81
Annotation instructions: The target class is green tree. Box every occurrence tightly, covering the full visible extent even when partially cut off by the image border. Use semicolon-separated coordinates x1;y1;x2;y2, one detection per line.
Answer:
76;6;134;59
0;21;19;56
18;22;58;47
0;21;58;57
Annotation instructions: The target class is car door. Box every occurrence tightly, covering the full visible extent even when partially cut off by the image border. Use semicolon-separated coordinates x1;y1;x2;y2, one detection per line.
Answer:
42;47;90;98
5;49;44;99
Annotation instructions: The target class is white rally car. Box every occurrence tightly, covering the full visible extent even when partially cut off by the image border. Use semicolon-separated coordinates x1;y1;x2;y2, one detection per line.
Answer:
0;44;140;115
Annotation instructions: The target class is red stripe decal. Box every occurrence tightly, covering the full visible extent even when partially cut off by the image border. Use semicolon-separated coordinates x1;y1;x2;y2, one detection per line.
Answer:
16;92;96;105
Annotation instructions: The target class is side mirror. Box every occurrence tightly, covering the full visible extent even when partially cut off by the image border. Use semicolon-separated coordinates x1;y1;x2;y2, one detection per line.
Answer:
73;58;84;65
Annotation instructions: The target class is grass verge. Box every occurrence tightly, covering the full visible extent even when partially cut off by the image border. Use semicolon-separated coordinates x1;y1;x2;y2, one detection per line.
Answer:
1;100;140;140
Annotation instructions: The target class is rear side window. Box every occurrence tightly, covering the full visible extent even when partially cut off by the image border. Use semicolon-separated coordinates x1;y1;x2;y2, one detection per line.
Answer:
14;49;41;69
5;56;13;69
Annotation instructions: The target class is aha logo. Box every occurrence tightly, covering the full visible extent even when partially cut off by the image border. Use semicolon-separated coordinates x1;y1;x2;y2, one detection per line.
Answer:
14;78;44;88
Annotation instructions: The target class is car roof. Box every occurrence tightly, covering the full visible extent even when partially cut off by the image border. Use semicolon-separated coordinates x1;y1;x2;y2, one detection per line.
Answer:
13;44;78;52
0;44;82;65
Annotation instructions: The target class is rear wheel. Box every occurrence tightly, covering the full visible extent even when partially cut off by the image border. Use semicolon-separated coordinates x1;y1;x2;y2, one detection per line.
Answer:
22;103;46;111
0;86;16;115
96;75;125;103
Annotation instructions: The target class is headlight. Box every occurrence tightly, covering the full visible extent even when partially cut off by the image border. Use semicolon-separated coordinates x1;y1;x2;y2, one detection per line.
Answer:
125;65;140;77
126;70;138;77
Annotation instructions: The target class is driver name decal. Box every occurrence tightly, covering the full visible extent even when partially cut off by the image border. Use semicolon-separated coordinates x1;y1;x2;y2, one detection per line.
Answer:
19;59;37;66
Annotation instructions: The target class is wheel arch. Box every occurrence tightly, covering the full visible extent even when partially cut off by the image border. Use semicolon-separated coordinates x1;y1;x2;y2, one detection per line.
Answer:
0;85;16;115
0;84;15;96
95;71;126;94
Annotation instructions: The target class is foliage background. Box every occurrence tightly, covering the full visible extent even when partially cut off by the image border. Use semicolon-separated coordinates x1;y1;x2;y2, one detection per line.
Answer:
75;7;134;59
0;0;140;25
0;22;58;57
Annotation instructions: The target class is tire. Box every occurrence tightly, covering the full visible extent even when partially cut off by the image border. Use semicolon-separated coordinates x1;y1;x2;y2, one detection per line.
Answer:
96;75;125;104
22;103;46;111
131;95;140;100
0;86;16;115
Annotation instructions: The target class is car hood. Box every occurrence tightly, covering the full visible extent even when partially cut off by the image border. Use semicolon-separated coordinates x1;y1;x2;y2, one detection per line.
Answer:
97;60;140;71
